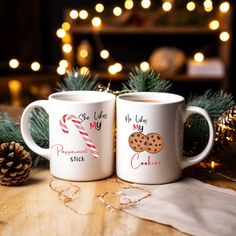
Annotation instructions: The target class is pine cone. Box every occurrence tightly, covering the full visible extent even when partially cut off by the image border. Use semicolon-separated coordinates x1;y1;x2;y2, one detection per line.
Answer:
215;105;236;150
0;142;32;186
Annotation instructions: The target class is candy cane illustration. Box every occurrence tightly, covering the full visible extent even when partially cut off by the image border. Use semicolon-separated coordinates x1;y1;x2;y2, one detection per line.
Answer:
59;114;99;158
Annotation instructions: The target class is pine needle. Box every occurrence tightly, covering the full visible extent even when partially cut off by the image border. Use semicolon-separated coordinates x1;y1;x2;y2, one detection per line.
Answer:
184;90;235;156
0;109;49;167
187;90;235;120
57;69;98;91
28;108;49;166
122;67;172;92
0;112;23;144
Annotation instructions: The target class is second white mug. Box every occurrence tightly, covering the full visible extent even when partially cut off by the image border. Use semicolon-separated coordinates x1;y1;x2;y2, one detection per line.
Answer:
116;92;215;184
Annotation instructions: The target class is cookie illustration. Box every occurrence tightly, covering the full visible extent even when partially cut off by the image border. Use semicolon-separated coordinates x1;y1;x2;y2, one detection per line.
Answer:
146;133;164;154
129;132;147;152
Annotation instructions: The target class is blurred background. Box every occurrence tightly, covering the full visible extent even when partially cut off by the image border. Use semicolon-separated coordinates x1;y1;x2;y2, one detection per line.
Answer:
0;0;235;106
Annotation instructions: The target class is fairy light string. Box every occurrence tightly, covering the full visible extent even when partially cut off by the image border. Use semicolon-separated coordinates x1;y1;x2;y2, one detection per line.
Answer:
49;179;93;215
97;178;152;211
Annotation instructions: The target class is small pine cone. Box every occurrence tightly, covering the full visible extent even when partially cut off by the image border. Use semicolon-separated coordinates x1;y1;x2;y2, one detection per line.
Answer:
0;142;32;186
215;105;236;151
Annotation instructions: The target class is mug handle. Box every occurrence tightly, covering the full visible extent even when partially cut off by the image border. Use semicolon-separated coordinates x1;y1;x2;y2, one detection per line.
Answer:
20;100;50;160
181;106;215;169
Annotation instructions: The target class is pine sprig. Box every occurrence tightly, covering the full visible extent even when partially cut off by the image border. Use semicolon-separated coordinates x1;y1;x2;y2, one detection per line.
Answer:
122;67;172;92
0;109;49;167
28;108;49;166
57;69;98;91
0;112;24;144
184;90;235;156
186;90;235;120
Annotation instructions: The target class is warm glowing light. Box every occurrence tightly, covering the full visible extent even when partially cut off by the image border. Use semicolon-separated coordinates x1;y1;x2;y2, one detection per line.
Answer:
8;80;21;93
92;17;102;27
219;2;230;13
186;1;196;11
79;10;88;19
219;31;230;42
108;65;117;75
56;28;66;38
204;0;212;8
203;0;213;12
113;7;122;16
95;3;104;13
124;0;134;10
61;34;71;44
140;61;150;71
62;44;72;53
59;59;69;68
100;50;109;59
108;63;122;74
8;80;22;106
141;0;151;9
209;20;220;30
57;66;66;75
204;6;213;12
211;161;215;169
69;10;79;19
9;59;19;69
162;2;172;12
114;63;122;72
79;67;90;74
79;49;88;58
31;62;40;71
62;22;71;31
194;52;204;63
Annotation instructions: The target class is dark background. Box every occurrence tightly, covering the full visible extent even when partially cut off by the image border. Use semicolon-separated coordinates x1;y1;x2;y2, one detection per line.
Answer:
0;0;235;97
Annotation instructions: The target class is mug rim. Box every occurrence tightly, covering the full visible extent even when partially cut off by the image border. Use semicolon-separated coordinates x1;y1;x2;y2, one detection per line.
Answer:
117;92;184;105
49;91;115;103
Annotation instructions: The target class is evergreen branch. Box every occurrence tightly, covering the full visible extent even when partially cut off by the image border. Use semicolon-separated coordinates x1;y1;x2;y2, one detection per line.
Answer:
29;108;49;166
0;109;49;167
0;112;24;144
57;69;98;91
186;90;235;120
184;90;235;155
122;67;172;92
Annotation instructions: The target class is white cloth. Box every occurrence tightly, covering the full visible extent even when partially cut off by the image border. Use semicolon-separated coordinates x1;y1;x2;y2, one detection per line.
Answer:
120;178;236;236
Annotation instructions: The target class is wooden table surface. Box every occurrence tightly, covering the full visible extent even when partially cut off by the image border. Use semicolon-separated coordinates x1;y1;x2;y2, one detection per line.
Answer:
0;167;236;236
0;167;188;236
1;105;236;236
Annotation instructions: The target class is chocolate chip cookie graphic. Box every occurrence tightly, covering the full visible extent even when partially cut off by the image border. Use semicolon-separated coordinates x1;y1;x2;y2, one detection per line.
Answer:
146;133;164;154
128;132;147;152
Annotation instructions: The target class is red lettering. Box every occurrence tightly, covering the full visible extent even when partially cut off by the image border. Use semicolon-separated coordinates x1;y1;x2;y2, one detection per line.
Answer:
133;124;140;130
90;122;96;129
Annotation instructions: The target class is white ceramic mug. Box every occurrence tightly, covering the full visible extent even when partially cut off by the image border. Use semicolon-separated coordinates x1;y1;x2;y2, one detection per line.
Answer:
21;91;115;181
116;92;215;184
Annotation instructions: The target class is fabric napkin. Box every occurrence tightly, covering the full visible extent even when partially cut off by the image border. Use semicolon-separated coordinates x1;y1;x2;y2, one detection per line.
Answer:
120;178;236;236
